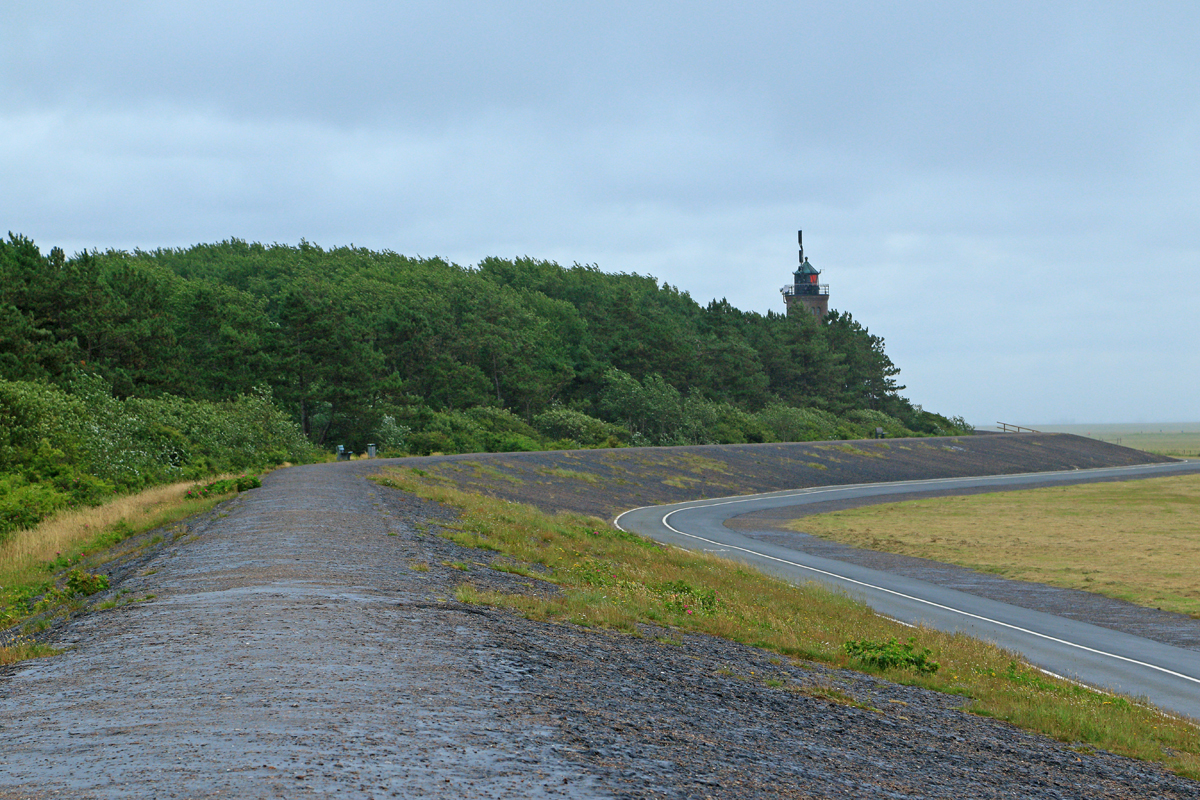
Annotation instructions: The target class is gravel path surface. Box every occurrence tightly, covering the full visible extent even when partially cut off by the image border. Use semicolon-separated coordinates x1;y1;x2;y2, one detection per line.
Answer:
3;457;1200;798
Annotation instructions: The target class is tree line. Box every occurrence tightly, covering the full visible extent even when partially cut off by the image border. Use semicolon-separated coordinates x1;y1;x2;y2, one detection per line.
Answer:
1;232;969;458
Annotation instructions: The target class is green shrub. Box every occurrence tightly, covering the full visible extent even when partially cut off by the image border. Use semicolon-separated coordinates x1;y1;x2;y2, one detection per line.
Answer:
124;383;312;474
408;411;485;455
599;369;686;445
842;409;913;439
680;397;772;445
374;414;410;451
0;377;309;533
756;404;841;442
843;637;939;674
405;429;454;456
597;370;772;447
0;380;88;473
907;410;974;436
464;407;544;452
490;432;540;452
533;406;626;447
185;474;262;499
0;476;70;540
405;407;551;455
464;406;535;434
65;569;109;597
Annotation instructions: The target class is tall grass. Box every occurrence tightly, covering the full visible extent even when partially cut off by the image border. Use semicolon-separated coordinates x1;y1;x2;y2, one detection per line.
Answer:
376;466;1200;779
1;481;193;573
0;479;234;631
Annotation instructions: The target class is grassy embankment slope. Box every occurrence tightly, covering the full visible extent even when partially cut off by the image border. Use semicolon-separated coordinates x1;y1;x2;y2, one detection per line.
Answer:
792;472;1200;617
366;434;1200;777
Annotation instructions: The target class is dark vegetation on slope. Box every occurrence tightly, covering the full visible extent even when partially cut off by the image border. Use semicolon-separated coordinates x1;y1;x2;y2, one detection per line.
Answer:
0;232;969;534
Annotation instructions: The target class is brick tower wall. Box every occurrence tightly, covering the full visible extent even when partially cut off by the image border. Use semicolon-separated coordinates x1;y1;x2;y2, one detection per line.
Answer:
784;293;829;320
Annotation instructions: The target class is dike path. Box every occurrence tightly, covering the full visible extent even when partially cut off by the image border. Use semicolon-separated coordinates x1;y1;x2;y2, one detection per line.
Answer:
3;437;1200;798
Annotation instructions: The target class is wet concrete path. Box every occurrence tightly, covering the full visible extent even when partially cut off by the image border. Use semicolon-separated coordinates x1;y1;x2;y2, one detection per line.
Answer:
0;464;601;799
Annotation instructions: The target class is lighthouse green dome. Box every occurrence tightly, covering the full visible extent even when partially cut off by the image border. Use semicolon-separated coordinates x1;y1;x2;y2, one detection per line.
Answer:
794;258;819;276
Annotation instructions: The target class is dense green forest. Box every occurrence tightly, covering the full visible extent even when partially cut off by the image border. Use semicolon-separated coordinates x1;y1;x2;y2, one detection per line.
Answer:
0;232;968;534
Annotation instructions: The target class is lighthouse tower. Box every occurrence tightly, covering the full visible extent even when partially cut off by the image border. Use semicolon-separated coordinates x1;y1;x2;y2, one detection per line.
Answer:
781;230;829;319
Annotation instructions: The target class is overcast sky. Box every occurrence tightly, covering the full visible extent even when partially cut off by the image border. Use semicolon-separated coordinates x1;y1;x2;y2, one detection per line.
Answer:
3;2;1197;426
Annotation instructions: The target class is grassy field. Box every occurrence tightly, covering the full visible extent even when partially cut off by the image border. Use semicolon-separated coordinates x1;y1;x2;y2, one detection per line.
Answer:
373;465;1200;779
1031;423;1200;457
791;473;1200;617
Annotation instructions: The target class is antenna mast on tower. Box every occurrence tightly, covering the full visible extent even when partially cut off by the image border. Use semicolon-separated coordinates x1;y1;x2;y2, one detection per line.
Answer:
780;229;830;320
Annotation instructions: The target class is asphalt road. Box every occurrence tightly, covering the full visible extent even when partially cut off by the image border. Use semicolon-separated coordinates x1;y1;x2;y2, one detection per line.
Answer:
615;459;1200;720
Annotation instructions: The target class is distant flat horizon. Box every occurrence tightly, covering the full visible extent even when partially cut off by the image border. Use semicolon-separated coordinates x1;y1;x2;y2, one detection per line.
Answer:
1028;423;1200;433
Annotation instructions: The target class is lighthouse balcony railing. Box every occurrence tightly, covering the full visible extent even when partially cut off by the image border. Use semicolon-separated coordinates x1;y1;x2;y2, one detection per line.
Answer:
781;284;829;297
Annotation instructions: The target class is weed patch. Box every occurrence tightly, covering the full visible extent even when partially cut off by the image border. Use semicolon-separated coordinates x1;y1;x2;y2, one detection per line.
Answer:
538;467;598;484
831;444;884;458
185;474;262;499
844;637;939;674
662;476;702;489
489;560;543;579
655;579;718;616
65;570;109;597
0;636;59;665
797;682;881;713
466;463;525;484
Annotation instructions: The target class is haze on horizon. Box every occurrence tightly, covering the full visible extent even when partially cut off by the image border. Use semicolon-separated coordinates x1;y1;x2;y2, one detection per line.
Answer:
3;2;1197;427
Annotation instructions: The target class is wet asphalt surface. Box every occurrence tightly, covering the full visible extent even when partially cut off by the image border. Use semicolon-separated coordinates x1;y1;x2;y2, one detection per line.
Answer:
727;492;1200;653
3;441;1200;798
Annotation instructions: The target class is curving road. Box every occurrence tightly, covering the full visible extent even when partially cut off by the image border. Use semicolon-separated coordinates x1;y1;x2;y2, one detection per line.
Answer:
615;459;1200;720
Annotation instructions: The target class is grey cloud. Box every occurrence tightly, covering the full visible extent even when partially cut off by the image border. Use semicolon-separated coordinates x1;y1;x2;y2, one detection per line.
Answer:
3;1;1198;423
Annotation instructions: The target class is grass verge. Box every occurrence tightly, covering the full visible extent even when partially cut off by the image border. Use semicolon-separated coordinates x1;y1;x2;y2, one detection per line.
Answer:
374;465;1200;779
790;473;1200;617
0;475;254;635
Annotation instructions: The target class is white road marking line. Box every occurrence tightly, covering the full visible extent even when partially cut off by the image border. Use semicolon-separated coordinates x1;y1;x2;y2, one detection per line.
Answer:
613;461;1200;687
613;460;1191;528
657;507;1200;686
